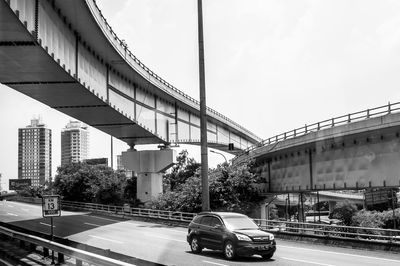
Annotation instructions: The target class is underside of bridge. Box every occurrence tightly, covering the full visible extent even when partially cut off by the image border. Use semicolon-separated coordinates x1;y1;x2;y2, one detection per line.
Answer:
0;0;164;147
1;0;263;202
0;0;260;152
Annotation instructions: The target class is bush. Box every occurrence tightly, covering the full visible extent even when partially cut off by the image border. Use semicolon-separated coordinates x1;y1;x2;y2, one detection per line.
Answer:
330;200;358;225
150;158;264;214
352;209;385;228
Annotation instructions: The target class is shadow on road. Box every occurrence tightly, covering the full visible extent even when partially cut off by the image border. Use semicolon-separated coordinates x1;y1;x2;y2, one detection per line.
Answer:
4;213;123;238
184;250;274;263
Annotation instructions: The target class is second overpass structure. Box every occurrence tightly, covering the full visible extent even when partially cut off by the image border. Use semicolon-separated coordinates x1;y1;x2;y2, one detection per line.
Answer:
236;102;400;194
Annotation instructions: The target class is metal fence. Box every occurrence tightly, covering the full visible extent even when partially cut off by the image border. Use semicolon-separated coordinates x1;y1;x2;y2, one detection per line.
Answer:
61;200;196;223
0;225;136;266
255;219;400;243
12;197;400;244
236;101;400;161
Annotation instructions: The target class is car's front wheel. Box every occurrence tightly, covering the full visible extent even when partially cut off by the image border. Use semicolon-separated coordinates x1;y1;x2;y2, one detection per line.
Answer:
262;253;274;260
190;236;202;253
223;241;236;260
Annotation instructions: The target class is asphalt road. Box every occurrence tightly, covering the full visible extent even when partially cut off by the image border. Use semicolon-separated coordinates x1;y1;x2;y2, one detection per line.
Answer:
1;200;400;266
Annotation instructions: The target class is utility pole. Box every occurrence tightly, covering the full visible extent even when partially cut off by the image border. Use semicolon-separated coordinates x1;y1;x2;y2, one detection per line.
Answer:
197;0;209;211
111;136;113;169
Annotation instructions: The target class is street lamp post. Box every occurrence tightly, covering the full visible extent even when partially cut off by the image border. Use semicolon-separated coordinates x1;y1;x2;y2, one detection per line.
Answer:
197;0;210;212
210;150;227;164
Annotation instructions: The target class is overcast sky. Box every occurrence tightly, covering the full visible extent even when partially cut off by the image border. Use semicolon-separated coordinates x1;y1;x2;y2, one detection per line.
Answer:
1;0;400;190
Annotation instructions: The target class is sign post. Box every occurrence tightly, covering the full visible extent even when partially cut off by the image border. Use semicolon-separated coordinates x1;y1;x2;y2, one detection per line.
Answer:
42;195;61;264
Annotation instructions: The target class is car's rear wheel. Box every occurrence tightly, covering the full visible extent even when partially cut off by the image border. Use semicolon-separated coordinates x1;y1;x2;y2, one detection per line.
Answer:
190;236;202;253
262;253;274;260
223;241;236;260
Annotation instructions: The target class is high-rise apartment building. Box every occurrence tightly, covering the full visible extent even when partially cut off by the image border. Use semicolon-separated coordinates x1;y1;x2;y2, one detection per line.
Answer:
18;118;52;187
61;121;89;166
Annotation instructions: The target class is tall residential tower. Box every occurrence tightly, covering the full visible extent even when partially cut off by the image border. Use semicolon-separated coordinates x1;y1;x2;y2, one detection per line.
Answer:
61;121;89;166
18;118;52;187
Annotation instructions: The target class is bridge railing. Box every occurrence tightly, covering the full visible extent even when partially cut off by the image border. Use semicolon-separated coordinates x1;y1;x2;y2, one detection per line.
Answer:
255;219;400;243
60;200;400;243
237;101;400;161
0;225;135;266
86;0;259;141
12;197;400;244
61;200;196;223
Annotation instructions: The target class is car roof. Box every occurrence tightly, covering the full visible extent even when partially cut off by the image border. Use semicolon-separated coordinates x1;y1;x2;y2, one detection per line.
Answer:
197;212;247;218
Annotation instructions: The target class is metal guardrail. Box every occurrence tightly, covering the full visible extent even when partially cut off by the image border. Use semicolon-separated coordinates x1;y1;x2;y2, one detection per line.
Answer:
12;197;196;222
61;200;196;223
0;225;136;266
255;219;400;243
236;101;400;161
12;197;400;244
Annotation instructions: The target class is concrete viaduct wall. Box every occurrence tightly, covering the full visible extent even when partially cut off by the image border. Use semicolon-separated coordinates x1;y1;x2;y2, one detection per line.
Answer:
250;113;400;193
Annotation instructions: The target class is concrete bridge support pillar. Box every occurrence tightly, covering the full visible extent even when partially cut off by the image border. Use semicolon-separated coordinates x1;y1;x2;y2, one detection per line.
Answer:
260;196;276;229
328;201;337;214
121;149;176;203
260;202;267;225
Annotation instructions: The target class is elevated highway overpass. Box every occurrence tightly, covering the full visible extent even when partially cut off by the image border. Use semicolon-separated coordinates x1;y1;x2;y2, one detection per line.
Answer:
264;191;364;206
235;102;400;194
0;0;261;202
0;0;260;153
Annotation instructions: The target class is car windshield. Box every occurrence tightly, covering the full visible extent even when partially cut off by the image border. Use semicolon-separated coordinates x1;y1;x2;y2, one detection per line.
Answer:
223;216;259;230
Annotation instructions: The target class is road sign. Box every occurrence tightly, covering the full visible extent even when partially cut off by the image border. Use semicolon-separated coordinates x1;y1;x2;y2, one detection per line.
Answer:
9;179;31;190
364;188;392;206
42;195;61;217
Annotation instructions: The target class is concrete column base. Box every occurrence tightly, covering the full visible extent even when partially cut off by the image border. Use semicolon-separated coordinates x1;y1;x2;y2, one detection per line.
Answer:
328;201;337;214
137;172;164;203
121;149;176;203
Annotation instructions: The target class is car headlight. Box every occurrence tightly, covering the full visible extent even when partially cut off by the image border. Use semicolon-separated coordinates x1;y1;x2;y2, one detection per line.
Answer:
269;234;274;241
235;233;252;241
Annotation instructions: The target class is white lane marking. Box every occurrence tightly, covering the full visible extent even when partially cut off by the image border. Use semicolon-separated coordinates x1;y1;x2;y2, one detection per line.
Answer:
7;213;18;216
88;235;124;244
159;227;186;233
83;214;121;222
40;222;54;227
157;235;186;243
145;233;186;243
279;245;400;263
280;257;335;266
202;260;229;266
84;222;102;227
83;214;141;226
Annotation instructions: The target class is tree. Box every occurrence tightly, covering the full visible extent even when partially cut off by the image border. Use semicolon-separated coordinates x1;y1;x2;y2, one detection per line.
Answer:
124;175;138;205
352;208;400;229
352;209;385;228
18;185;46;198
163;150;200;191
53;163;96;202
151;176;203;212
53;162;131;205
330;200;358;225
209;162;264;215
151;156;264;214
